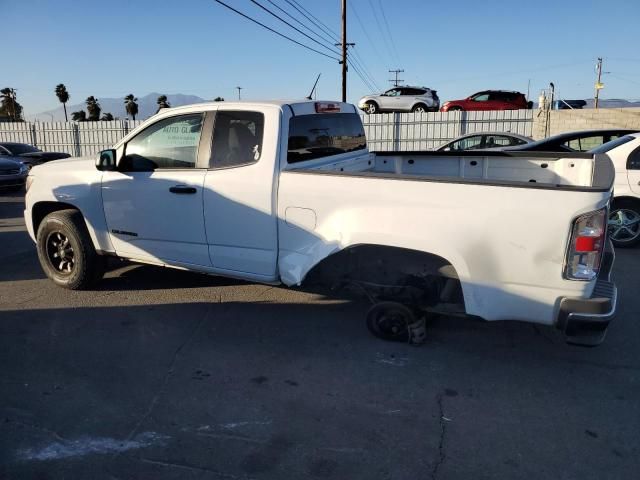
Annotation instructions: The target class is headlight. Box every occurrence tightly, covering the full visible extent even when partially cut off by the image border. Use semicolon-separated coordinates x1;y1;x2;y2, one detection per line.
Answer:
20;164;29;173
25;175;34;192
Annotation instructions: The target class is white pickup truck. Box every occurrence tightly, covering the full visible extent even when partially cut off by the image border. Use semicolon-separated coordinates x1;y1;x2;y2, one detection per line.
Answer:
24;100;617;346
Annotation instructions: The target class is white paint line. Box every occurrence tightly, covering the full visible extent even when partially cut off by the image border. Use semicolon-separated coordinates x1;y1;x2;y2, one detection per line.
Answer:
17;431;170;462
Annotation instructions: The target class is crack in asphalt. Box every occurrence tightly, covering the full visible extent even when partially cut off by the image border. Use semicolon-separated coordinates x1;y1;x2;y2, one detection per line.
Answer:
430;393;447;480
136;456;256;479
121;303;215;445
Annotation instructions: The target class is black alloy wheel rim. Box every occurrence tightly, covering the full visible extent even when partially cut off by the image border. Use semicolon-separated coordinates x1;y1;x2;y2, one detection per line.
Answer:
46;231;75;274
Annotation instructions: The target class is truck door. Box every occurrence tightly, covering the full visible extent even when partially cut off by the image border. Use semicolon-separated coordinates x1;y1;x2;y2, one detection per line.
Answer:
101;112;212;266
202;108;279;281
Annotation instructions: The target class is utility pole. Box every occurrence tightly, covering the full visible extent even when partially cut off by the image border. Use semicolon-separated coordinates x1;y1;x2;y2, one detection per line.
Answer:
236;86;243;101
336;1;354;102
388;69;404;87
594;57;603;109
341;0;347;102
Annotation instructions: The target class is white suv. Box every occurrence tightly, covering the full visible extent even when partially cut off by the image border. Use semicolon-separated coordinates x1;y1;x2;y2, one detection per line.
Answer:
358;86;440;114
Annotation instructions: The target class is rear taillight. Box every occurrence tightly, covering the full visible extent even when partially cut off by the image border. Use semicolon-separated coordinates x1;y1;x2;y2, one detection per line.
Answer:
564;208;606;280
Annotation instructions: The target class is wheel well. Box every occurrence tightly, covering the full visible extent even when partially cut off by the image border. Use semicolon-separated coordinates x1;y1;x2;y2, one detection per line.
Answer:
365;100;378;106
303;244;463;307
32;202;80;235
612;196;640;209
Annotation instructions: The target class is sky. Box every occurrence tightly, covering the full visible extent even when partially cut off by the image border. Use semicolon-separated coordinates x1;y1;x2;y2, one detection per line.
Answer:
3;0;640;117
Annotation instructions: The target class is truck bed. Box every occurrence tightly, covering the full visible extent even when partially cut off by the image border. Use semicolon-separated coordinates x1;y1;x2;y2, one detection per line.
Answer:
289;150;614;191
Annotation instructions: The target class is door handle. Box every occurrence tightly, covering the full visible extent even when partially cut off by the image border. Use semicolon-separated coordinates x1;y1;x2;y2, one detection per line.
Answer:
169;185;197;194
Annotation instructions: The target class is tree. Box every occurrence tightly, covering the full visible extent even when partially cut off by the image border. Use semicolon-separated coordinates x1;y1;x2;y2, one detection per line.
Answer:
71;110;86;122
156;94;171;113
124;94;139;120
101;112;114;121
0;88;24;121
213;97;224;102
55;84;70;121
85;96;101;121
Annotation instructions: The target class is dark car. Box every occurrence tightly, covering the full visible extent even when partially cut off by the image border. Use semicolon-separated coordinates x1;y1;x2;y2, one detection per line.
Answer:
436;132;532;151
441;90;531;112
0;142;71;167
501;129;639;153
0;157;29;191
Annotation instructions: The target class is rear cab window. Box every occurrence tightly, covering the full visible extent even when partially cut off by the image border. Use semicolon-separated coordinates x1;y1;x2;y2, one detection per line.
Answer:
210;111;264;168
287;113;366;164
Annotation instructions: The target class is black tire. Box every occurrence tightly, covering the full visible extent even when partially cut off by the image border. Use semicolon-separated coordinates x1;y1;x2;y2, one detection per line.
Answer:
36;209;105;289
608;199;640;248
366;302;415;343
364;101;379;114
411;104;429;113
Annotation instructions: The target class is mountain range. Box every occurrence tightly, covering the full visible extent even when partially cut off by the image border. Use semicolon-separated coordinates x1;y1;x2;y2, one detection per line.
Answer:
32;92;208;121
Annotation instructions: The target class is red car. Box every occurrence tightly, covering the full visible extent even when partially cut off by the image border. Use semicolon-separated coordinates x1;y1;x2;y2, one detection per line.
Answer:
440;90;532;112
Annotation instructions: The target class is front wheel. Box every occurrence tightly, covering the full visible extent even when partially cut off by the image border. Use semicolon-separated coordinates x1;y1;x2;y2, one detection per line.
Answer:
36;209;105;289
365;101;379;114
411;104;429;113
608;201;640;247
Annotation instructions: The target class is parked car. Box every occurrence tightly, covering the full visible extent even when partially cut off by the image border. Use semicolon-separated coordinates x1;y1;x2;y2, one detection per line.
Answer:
588;133;640;247
440;90;531;112
501;129;638;153
358;86;440;114
0;142;70;168
25;99;617;346
0;157;29;191
435;132;532;151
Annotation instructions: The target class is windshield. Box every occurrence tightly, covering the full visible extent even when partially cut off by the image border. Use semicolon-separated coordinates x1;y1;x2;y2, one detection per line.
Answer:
3;143;41;155
589;135;635;153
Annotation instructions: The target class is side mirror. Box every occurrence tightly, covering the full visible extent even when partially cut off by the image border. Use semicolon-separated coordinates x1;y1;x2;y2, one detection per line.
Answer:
96;149;117;171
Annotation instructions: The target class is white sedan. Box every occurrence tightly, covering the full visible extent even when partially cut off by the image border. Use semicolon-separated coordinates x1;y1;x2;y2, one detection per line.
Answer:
591;133;640;247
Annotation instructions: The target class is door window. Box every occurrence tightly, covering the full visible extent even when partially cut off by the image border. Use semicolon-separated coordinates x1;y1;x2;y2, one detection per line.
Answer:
448;135;483;151
210;111;264;168
124;114;204;170
565;135;606;152
385;89;401;97
472;93;490;102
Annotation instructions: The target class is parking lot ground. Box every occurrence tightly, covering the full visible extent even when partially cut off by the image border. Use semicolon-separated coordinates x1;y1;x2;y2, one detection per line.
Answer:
1;191;639;480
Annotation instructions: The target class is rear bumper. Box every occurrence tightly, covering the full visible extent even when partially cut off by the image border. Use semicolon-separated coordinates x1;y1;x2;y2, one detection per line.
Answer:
557;243;617;346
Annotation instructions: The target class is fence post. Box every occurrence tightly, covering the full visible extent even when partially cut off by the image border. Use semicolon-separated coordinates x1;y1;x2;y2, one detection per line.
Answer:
31;123;37;148
393;112;401;151
73;123;81;157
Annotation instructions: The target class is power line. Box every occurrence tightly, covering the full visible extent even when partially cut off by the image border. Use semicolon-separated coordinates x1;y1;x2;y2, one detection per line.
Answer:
284;0;381;92
367;0;395;65
248;0;340;56
349;2;385;63
350;48;381;91
264;0;338;47
212;0;340;62
285;0;341;43
376;0;400;63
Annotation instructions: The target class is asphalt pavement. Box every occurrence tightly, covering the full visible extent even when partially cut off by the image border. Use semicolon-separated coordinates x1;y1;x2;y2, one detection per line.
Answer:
1;191;639;480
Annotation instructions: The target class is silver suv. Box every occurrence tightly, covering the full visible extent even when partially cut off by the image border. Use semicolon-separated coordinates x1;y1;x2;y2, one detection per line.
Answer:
358;86;440;114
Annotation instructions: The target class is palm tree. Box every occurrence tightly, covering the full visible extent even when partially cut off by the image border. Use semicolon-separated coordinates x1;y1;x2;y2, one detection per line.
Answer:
55;84;70;121
0;87;23;121
124;94;139;120
156;94;170;113
71;110;86;122
85;96;101;121
101;112;114;121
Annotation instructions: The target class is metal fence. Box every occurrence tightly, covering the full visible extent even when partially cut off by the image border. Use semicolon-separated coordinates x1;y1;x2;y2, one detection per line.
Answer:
0;120;143;156
0;110;533;156
361;109;534;151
